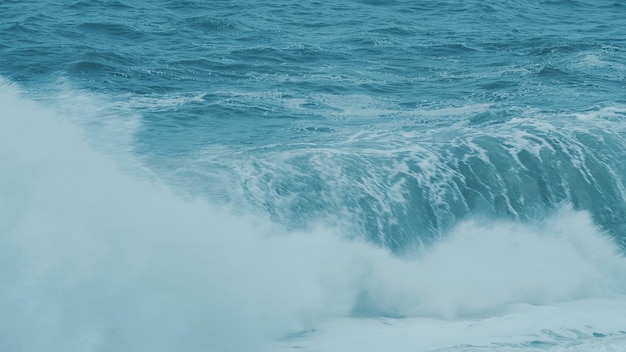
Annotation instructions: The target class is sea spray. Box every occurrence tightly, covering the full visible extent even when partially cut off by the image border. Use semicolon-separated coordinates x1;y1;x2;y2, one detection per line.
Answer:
3;82;626;351
0;82;266;351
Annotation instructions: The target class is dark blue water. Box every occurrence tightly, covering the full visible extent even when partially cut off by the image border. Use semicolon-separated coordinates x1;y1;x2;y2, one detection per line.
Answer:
2;1;626;351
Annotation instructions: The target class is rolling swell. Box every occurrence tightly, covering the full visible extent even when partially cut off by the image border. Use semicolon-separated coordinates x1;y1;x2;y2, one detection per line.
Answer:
217;110;626;252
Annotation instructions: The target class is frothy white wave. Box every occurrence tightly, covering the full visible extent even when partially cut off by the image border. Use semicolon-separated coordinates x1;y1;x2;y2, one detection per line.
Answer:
1;79;626;351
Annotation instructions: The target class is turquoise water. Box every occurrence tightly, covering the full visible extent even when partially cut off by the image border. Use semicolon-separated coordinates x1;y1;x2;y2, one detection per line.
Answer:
2;1;626;351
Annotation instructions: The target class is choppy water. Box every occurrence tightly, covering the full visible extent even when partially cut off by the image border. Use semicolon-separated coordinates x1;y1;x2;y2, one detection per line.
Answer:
2;1;626;351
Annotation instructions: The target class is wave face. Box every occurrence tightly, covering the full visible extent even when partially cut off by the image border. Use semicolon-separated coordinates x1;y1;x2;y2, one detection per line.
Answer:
211;109;626;251
2;0;626;351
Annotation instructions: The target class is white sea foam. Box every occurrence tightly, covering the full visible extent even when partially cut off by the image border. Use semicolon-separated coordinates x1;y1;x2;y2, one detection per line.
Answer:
274;297;626;352
2;79;626;352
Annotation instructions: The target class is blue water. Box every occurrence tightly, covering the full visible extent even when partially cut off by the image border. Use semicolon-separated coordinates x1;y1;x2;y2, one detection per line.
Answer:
2;1;626;351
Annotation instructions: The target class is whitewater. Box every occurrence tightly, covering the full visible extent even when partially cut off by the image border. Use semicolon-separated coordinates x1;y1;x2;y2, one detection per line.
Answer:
2;1;626;351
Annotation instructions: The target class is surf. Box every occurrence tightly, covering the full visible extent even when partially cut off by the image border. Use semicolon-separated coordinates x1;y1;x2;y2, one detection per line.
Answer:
2;79;626;352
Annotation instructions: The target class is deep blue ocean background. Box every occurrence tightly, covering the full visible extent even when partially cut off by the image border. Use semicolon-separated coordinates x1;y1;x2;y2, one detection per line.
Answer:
2;1;626;351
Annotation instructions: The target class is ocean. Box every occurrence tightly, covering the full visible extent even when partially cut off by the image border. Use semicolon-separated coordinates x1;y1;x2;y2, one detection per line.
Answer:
2;0;626;351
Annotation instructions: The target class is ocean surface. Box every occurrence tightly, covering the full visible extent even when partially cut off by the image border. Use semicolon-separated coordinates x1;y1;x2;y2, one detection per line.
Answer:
2;1;626;351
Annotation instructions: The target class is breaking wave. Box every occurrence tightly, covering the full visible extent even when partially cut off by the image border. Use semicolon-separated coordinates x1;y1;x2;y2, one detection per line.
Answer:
2;80;626;351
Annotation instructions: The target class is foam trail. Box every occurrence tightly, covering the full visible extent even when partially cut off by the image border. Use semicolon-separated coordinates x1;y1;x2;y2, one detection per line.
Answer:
2;80;626;352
